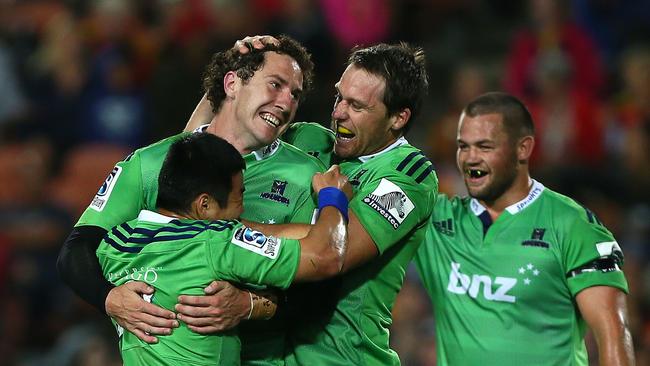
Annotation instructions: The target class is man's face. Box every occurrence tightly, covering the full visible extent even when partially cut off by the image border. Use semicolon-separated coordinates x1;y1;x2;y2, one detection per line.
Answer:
331;65;397;159
216;171;245;220
234;52;303;147
456;113;518;202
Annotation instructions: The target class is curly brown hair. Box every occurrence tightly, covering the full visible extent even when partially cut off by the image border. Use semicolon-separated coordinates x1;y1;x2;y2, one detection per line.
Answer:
202;35;314;113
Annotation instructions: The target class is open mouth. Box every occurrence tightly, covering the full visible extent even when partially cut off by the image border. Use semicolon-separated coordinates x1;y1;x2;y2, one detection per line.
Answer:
336;125;356;140
260;112;281;128
466;168;488;179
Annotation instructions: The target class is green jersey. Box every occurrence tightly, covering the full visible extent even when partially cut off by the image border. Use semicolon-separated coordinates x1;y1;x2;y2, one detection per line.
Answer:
283;123;438;366
78;128;324;366
414;181;628;366
96;210;301;366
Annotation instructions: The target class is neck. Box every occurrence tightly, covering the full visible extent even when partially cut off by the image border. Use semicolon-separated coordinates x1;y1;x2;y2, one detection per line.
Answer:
157;208;193;220
205;106;262;155
480;173;532;221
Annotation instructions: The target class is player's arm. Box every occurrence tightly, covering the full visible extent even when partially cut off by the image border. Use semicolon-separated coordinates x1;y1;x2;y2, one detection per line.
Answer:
58;156;178;343
576;286;635;366
176;166;352;333
184;93;214;132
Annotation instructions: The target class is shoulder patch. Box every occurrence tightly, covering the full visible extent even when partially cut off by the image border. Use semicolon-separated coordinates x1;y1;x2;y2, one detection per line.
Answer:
362;178;415;229
90;166;123;212
230;227;281;259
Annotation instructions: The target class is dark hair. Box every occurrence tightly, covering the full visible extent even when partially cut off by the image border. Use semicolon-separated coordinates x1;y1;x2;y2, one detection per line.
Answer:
347;42;428;133
203;35;314;113
157;133;245;214
463;92;535;142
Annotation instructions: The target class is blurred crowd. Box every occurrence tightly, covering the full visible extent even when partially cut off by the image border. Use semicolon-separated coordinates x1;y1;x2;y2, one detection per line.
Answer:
0;0;647;365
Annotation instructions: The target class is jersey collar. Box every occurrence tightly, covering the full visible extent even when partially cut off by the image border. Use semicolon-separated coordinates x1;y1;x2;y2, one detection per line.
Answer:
138;210;176;223
195;124;282;161
469;179;545;216
357;137;408;163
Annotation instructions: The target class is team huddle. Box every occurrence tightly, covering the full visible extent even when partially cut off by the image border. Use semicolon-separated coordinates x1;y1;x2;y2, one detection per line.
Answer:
57;35;635;365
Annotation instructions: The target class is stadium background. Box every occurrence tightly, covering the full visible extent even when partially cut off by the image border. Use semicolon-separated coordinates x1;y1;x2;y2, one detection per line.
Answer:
0;0;648;365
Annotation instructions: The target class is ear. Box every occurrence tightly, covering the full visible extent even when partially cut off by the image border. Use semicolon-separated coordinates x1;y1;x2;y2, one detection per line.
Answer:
193;193;220;220
390;108;411;131
223;71;239;99
517;135;535;163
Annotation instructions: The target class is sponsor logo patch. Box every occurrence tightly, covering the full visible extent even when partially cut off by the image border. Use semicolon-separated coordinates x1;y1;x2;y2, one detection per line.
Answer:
230;227;281;259
362;178;414;229
90;166;122;212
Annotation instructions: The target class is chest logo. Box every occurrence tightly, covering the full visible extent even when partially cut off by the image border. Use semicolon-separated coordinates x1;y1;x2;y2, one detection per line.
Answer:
260;180;290;205
362;178;414;229
522;228;550;249
447;262;543;303
432;218;454;236
350;169;368;187
447;262;517;303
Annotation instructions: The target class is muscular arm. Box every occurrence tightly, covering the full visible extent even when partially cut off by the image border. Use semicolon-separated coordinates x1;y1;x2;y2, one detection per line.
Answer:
576;286;635;366
242;220;311;239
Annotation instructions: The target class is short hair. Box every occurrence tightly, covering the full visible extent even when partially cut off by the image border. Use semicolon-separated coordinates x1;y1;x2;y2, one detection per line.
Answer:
347;42;428;133
462;92;535;142
203;35;314;113
156;133;245;214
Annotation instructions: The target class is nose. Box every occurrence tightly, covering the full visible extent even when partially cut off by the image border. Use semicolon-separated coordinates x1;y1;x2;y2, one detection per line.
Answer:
275;88;294;112
332;99;348;120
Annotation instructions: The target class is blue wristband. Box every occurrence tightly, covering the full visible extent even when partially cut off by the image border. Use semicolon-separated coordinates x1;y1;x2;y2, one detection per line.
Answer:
318;187;349;222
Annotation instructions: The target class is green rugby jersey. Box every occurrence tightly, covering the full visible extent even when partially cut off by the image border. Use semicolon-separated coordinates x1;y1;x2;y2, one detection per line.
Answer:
77;128;324;366
414;180;628;366
283;123;438;366
96;210;301;366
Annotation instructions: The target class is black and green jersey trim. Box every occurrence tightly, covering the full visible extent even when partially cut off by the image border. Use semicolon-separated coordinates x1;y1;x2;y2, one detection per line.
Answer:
105;220;236;253
396;151;435;183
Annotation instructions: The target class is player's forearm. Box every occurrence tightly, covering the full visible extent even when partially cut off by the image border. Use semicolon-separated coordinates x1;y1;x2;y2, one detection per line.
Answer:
297;206;347;280
242;219;311;239
57;225;114;313
184;94;214;132
594;318;635;366
247;288;279;320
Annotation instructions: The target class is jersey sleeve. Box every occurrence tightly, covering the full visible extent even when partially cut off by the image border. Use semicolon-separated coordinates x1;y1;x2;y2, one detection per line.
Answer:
561;211;628;296
350;173;435;254
75;152;144;231
206;224;301;290
282;122;335;167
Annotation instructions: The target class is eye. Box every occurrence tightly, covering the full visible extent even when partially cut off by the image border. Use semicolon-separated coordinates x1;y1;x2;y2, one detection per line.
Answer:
270;81;280;89
457;143;468;151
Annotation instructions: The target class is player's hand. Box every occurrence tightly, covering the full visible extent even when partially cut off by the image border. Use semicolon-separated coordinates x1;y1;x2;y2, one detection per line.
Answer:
105;282;179;344
234;35;279;53
175;280;249;334
313;165;353;199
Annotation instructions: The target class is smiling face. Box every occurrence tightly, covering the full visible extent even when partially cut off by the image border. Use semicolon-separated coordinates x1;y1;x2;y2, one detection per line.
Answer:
232;52;304;148
456;112;519;202
331;65;401;159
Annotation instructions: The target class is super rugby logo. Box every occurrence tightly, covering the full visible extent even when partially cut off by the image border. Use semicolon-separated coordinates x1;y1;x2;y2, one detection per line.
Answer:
90;166;122;212
362;178;414;229
231;226;281;259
